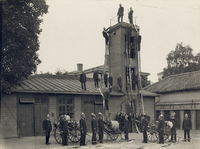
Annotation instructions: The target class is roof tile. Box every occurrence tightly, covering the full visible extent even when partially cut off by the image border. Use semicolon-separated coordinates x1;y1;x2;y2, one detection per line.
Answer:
144;71;200;93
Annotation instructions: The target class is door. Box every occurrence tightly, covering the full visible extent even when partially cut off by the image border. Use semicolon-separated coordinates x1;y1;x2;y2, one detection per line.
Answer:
156;110;161;121
196;110;200;130
94;96;103;116
82;98;94;133
34;104;48;136
94;104;103;116
164;110;170;121
18;104;34;136
174;110;180;129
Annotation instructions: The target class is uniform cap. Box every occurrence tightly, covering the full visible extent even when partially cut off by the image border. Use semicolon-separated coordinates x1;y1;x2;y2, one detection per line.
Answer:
98;112;102;116
91;113;96;117
81;112;85;117
65;115;70;121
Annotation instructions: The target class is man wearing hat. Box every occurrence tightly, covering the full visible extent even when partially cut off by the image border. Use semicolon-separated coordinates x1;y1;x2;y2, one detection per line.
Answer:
117;4;124;23
98;112;104;143
124;114;129;141
93;69;99;88
108;73;113;92
170;112;177;142
158;114;165;144
60;114;68;146
91;113;98;145
80;113;87;146
128;7;133;24
141;113;148;143
80;71;86;90
43;114;52;145
182;113;192;142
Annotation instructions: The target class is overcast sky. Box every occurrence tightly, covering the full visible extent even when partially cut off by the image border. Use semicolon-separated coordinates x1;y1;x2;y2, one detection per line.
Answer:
37;0;200;82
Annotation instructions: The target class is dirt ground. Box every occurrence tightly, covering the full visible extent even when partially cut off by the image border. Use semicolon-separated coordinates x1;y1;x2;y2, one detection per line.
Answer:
0;130;200;149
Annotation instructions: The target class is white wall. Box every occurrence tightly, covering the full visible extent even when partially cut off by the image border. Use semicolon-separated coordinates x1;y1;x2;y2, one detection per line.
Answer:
159;90;200;103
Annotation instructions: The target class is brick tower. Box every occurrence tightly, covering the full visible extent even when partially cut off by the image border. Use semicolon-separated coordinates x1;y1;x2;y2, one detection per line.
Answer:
107;22;142;114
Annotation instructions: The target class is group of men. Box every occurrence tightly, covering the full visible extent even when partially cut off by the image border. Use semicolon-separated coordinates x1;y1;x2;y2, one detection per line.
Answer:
80;71;113;91
115;111;134;142
117;4;134;24
42;112;192;146
42;112;104;146
141;112;192;144
80;70;123;93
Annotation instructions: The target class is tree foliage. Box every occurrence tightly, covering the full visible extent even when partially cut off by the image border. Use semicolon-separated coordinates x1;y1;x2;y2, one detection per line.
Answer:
162;43;200;79
141;75;151;88
2;0;48;92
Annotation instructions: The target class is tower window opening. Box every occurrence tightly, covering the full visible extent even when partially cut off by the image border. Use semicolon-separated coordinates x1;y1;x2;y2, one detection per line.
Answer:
125;67;136;90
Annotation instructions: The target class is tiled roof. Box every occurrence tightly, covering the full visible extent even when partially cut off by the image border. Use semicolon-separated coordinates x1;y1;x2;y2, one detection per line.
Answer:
10;76;124;95
10;76;156;96
144;71;200;93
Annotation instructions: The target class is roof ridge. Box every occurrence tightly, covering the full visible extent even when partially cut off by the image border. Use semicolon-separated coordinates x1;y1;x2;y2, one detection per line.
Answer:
168;70;200;78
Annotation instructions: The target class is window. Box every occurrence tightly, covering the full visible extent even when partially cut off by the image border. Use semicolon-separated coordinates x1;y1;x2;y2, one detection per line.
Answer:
58;97;74;118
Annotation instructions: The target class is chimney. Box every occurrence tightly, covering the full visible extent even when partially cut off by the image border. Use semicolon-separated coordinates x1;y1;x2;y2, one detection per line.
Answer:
77;63;83;72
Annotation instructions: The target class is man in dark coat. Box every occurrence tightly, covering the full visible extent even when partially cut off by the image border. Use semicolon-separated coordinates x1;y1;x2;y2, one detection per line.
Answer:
43;114;52;145
128;7;133;24
117;74;122;93
80;71;86;90
141;113;148;143
104;88;110;111
102;27;109;45
124;115;129;141
108;73;113;92
182;113;192;142
128;113;134;132
119;111;124;131
60;115;68;146
91;113;98;145
116;112;120;122
93;70;99;88
117;4;124;23
104;73;108;87
80;112;87;146
170;113;177;142
98;112;104;143
158;114;165;144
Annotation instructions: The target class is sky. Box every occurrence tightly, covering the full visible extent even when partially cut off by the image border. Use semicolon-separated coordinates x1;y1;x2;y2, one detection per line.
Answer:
37;0;200;82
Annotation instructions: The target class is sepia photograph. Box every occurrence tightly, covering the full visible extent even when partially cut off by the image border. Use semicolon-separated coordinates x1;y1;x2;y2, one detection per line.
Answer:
0;0;200;148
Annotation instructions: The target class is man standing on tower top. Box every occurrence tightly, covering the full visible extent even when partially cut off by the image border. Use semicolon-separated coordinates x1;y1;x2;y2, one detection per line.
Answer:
117;4;124;23
128;7;133;24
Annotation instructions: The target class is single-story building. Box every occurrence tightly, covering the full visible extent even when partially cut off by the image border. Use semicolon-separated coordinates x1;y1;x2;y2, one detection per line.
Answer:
0;74;157;138
144;70;200;130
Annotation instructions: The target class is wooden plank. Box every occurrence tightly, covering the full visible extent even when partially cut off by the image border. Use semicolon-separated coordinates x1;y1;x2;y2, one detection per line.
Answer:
196;110;200;129
1;94;18;138
18;104;34;136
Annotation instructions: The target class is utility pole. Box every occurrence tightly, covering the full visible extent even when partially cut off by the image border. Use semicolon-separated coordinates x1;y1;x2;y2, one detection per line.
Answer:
0;1;2;122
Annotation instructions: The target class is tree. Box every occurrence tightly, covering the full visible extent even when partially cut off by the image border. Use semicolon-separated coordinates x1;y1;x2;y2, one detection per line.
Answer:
162;43;200;79
141;75;151;88
2;0;48;92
